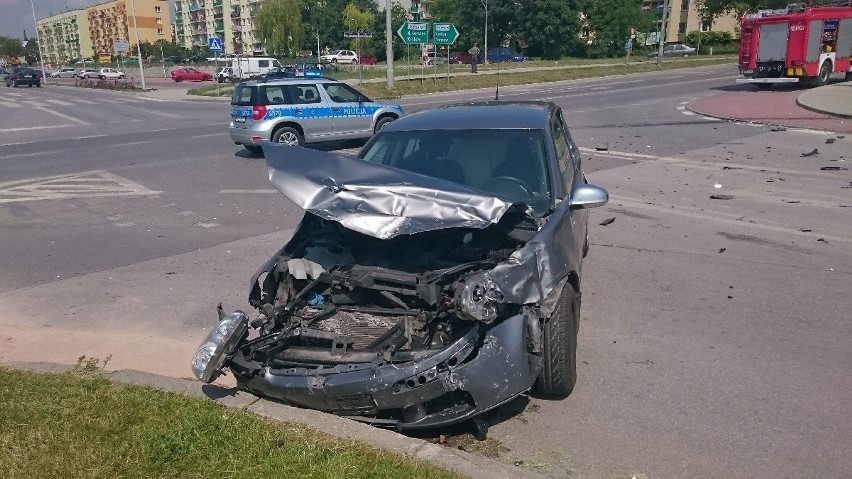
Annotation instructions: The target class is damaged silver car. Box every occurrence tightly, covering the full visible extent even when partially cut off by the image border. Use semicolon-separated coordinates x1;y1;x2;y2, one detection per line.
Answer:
192;102;608;430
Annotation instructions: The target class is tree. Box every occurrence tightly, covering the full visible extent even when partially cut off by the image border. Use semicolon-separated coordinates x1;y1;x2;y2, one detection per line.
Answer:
515;0;584;59
257;0;303;58
695;0;790;22
0;36;26;64
577;0;652;58
371;1;408;61
342;3;375;52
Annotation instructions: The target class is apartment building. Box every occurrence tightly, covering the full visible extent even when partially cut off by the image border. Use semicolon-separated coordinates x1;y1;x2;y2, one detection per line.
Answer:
173;0;265;55
643;0;738;44
86;0;170;59
36;10;92;66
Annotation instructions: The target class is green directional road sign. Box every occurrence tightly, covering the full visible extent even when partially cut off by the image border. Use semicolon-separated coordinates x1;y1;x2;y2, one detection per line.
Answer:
397;21;429;45
432;23;460;45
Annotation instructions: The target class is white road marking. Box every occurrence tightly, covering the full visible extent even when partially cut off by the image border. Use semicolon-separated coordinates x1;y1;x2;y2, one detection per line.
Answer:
219;189;277;194
34;106;89;125
0;101;21;108
46;99;74;106
114;141;152;147
73;134;109;140
73;98;98;104
22;101;49;107
188;133;224;139
0;171;160;204
0;150;62;160
0;124;77;133
580;147;848;180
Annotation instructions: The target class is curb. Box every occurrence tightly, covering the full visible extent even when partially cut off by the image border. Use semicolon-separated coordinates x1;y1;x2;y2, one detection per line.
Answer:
4;361;546;479
796;84;852;119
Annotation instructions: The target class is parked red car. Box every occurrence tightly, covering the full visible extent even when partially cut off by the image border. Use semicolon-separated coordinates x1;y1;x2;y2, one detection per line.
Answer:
170;67;213;82
449;51;473;64
359;56;377;65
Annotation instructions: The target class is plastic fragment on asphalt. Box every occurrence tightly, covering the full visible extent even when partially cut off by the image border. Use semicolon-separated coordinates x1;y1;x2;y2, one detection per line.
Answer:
801;148;819;157
820;166;848;171
599;217;616;226
710;194;733;200
714;183;722;189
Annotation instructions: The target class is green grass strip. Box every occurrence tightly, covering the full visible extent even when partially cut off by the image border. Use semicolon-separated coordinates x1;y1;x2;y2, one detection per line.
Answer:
0;366;460;479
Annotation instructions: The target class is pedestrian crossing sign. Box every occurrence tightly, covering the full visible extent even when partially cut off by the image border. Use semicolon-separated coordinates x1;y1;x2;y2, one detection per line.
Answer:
208;37;223;51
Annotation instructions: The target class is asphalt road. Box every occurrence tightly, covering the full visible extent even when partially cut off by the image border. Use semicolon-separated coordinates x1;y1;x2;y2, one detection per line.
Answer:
1;65;850;478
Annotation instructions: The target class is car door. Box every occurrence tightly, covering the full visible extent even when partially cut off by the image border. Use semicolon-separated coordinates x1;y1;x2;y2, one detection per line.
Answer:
321;82;375;138
550;108;588;259
278;83;335;141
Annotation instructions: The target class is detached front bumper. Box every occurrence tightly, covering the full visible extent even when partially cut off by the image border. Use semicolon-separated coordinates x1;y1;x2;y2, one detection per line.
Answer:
230;314;534;429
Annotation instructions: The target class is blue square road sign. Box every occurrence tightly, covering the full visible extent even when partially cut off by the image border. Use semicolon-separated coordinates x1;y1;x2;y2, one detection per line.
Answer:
208;37;223;51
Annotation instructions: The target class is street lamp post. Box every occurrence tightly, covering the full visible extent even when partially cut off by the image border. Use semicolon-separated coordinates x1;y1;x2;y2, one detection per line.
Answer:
385;0;393;89
480;0;488;64
656;0;669;67
29;0;47;80
130;0;147;89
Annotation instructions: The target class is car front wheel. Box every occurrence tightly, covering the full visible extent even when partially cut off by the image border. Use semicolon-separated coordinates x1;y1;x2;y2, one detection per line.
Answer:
119;74;125;79
535;281;579;398
272;126;304;147
374;116;395;134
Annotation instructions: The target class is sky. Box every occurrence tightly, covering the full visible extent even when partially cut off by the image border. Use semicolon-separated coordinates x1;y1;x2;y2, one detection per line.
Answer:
1;0;98;40
0;0;176;41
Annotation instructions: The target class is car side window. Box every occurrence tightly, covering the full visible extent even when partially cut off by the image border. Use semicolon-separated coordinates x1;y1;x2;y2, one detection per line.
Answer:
323;83;361;103
551;115;569;173
286;85;322;104
262;85;289;105
259;60;269;68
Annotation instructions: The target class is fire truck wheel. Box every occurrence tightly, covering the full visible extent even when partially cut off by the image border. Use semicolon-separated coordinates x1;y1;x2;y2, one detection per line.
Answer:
816;62;831;87
845;71;852;82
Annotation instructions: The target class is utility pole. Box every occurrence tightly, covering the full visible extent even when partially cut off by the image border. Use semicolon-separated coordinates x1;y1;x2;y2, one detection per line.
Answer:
480;0;488;64
386;0;394;89
130;0;146;89
656;0;668;66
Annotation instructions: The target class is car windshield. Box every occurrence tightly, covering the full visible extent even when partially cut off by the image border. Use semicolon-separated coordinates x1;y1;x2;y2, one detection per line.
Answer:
360;129;551;209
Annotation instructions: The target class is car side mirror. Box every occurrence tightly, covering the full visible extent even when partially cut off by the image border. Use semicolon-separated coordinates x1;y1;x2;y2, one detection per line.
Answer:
569;183;609;209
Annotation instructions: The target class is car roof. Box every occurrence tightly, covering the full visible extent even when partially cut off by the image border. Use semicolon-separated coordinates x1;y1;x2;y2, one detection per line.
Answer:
382;101;556;132
237;77;338;87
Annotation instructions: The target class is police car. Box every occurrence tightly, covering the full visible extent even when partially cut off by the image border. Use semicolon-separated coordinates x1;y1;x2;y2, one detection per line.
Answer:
229;75;403;152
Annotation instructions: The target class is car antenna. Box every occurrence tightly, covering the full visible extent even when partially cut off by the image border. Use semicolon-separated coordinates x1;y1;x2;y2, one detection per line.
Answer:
494;61;500;100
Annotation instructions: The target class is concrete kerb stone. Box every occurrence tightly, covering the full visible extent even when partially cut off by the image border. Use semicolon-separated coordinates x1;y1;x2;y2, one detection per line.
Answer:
3;361;545;479
796;82;852;119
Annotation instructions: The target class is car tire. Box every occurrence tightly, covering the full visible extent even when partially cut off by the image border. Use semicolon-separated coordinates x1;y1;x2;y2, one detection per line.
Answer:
99;75;105;80
374;116;395;134
331;58;337;63
175;77;183;82
36;82;41;88
534;281;579;399
271;126;304;147
119;74;125;79
12;80;17;87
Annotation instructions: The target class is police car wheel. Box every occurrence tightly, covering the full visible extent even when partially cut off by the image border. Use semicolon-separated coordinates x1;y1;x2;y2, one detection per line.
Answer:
272;126;304;146
374;116;394;134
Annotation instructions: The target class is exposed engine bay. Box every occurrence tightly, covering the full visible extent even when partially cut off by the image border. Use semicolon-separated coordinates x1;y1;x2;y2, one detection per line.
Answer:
236;208;540;370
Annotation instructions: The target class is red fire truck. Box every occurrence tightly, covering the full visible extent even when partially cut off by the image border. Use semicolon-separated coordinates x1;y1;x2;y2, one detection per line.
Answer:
738;2;852;88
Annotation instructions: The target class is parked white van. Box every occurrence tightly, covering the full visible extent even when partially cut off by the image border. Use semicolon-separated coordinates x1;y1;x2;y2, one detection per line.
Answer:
230;56;282;79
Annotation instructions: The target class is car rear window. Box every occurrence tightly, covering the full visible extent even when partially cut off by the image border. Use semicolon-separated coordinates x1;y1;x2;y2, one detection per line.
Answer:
232;85;256;106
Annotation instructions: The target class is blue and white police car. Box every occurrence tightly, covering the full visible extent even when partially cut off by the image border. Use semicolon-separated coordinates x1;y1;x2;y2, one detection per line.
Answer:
229;75;403;153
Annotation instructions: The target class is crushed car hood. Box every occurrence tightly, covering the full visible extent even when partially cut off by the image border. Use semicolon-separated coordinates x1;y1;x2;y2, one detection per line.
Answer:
263;143;516;240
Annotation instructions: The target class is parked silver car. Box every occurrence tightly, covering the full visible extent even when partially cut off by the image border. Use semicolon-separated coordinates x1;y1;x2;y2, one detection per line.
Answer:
649;43;696;58
229;77;403;153
51;67;78;78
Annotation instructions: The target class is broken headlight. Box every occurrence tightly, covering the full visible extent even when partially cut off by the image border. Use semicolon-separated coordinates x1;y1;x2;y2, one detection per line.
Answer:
456;273;503;323
191;311;248;383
